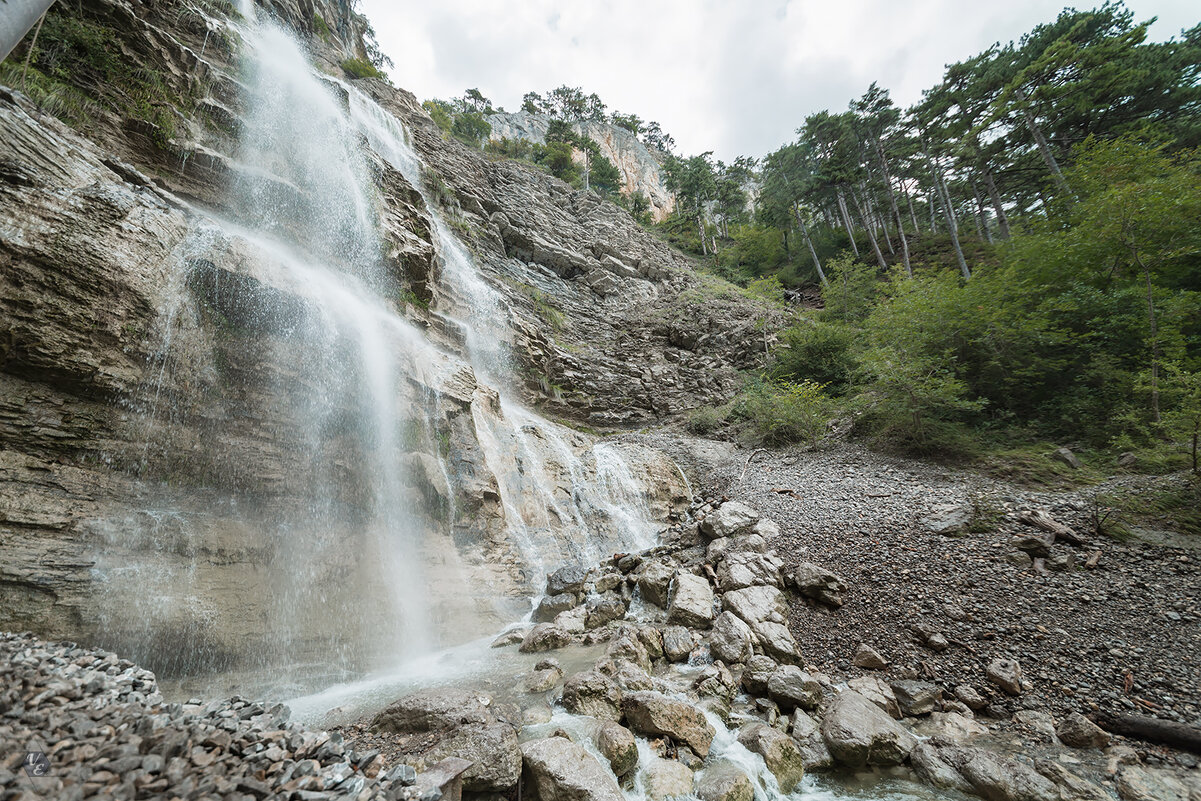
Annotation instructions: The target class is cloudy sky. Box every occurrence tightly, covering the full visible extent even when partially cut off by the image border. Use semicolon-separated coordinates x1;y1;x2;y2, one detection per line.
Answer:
360;0;1198;161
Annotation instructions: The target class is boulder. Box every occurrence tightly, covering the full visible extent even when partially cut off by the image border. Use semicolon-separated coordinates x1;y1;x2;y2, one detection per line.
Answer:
910;742;974;793
709;612;754;664
767;666;822;711
372;688;494;732
790;710;835;770
1052;447;1081;469
636;626;664;660
560;671;622;721
722;585;786;627
596;721;638;778
846;676;901;719
546;565;588;597
1057;713;1111;749
621;691;716;757
585;593;628;630
753;622;802;664
740;655;778;695
667;572;714;629
954;746;1059;801
820;690;917;768
521;624;573;653
525;665;564;693
736;723;806;793
852;643;888;670
520;737;624;801
923;503;973;536
694;662;738;702
1114;765;1196;801
534;593;577;623
986;658;1024;696
641;757;694;801
695;761;754;801
954;684;987;711
716;551;783;591
420;722;522;792
913;712;988;743
699;502;760;539
791;562;848;607
889;680;940;717
639;560;675;608
661;626;694;663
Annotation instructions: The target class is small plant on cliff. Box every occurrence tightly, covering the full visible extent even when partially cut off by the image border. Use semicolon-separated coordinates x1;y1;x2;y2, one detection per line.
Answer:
339;57;384;80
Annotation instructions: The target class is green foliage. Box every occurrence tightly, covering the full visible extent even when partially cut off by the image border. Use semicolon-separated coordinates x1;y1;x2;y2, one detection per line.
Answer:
340;57;385;80
423;100;454;134
739;378;833;447
451;111;490;146
312;14;332;38
771;321;859;395
821;256;880;323
686;405;729;435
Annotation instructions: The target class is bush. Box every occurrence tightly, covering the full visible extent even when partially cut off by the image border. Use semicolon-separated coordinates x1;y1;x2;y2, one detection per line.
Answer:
340;58;385;80
771;321;858;394
685;406;726;435
740;378;832;447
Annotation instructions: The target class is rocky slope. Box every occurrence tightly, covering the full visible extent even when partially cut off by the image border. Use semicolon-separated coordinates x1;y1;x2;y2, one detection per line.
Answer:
486;111;675;221
0;0;771;678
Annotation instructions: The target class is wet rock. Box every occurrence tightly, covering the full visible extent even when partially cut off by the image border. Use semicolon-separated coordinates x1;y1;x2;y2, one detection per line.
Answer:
954;684;987;711
621;691;716;758
709;611;754;664
1056;713;1110;749
636;626;665;660
986;658;1024;696
420;722;522;792
910;743;974;793
716;551;783;591
820;690;917;768
699;502;760;539
736;723;805;793
667;572;714;629
585;594;628;630
555;606;589;633
740;655;778;695
661;626;694;663
372;688;494;732
546;565;589;597
694;662;738;702
520;737;624;801
608;625;653;672
852;643;888;670
491;629;528;648
953;746;1059;801
889;680;940;717
520;624;573;653
642;757;694;801
722;585;786;627
600;658;654;692
913;712;988;743
525;664;564;693
638;560;675;608
535;593;578;623
790;709;835;771
767;666;822;711
1034;760;1112;801
596;721;638;778
791;562;848;607
1114;765;1195;801
695;760;754;801
560;671;622;721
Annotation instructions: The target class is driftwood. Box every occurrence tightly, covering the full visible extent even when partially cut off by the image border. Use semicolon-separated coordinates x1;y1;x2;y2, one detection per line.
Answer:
1018;509;1087;546
1095;712;1201;754
739;449;768;481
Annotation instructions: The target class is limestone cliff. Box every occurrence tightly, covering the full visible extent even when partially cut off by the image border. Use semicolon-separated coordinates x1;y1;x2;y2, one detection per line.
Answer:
487;111;675;222
0;0;772;682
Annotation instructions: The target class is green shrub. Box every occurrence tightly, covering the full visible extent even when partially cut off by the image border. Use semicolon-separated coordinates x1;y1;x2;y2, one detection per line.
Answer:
686;405;726;435
771;321;858;394
741;378;832;447
340;58;385;80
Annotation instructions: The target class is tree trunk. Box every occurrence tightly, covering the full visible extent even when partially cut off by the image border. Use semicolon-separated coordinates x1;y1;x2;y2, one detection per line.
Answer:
850;187;888;269
905;185;920;234
1096;713;1201;755
875;140;912;277
924;142;970;279
793;202;827;285
1134;251;1161;423
835;189;860;258
1013;87;1069;193
697;213;707;256
928;190;938;233
971;181;993;244
983;169;1010;239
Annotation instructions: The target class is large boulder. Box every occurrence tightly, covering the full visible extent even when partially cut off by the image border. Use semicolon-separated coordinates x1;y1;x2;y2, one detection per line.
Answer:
695;760;754;801
767;666;822;711
667;572;714;629
521;623;573;653
791;562;848;607
561;670;623;721
372;688;493;732
585;593;628;629
950;746;1059;801
890;680;940;717
642;757;695;801
753;621;802;664
986;658;1024;696
534;593;577;623
638;560;675;608
716;551;782;591
740;655;778;695
846;676;901;719
596;721;638;778
419;722;522;792
1057;713;1111;749
820;690;917;768
546;565;588;597
709;611;754;664
699;502;760;539
736;722;806;793
521;737;624;801
662;626;694;663
722;585;787;627
621;691;716;757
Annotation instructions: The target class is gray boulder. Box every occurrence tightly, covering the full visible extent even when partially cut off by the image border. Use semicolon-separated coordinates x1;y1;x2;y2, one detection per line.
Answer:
547;565;588;596
1057;713;1111;749
420;722;522;792
560;670;623;721
521;623;573;653
986;658;1024;696
585;593;628;629
638;560;675;608
372;687;494;732
699;501;760;539
820;690;917;768
520;737;624;801
641;757;694;801
791;562;848;607
852;643;888;670
662;626;694;663
622;691;716;757
695;760;754;801
740;655;778;695
667;572;714;629
767;665;822;711
846;676;901;719
709;611;754;664
716;551;783;591
534;593;577;623
596;720;638;778
890;680;940;717
736;722;806;793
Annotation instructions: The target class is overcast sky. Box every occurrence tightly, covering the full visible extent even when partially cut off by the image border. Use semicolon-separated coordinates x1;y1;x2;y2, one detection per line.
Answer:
360;0;1198;161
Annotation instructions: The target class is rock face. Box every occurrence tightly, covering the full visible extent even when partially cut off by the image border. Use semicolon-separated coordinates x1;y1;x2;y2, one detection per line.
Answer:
667;572;715;628
621;691;716;758
520;738;624;801
736;723;806;793
820;690;917;768
486;112;675;222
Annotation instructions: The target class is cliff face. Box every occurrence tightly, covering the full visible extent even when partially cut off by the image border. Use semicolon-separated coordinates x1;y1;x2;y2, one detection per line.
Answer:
486;112;675;222
0;0;772;682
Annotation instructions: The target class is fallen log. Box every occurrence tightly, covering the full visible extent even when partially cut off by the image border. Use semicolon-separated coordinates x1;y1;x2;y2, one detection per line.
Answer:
1018;509;1087;546
1095;712;1201;754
